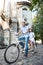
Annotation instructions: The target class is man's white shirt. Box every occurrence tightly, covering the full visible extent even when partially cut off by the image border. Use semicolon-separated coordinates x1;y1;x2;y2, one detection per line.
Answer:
21;25;29;37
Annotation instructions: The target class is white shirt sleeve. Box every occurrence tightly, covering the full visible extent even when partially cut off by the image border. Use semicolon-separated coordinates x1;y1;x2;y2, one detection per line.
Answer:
33;32;35;38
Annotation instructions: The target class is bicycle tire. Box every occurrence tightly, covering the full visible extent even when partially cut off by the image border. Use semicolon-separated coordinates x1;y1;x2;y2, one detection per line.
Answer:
4;44;20;64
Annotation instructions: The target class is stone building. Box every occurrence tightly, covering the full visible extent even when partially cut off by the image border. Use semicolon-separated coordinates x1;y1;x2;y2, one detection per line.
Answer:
16;1;32;28
10;1;32;44
0;0;32;45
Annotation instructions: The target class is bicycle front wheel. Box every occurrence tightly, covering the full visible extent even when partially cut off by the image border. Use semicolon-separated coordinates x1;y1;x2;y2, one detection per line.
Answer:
4;44;20;64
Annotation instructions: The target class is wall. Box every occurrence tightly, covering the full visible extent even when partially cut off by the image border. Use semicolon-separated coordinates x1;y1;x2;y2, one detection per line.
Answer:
17;6;32;28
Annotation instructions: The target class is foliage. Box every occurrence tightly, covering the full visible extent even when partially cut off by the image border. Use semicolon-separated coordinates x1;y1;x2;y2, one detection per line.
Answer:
29;0;43;11
30;0;43;43
32;5;43;43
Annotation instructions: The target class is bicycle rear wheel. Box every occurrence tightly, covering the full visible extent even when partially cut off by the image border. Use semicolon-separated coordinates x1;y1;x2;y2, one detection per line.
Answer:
33;42;37;49
4;44;20;64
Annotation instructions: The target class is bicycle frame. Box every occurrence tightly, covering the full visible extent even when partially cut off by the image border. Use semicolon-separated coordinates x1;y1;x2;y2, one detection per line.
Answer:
12;32;20;46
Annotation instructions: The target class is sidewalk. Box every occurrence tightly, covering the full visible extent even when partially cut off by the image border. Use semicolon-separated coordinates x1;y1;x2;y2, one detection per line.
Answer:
0;44;43;65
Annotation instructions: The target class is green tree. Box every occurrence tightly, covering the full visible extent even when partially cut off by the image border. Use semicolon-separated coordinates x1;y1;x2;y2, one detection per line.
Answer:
30;0;43;11
30;0;43;44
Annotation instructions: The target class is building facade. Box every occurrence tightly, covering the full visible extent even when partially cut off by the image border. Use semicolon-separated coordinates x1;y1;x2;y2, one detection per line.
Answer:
0;0;32;45
16;1;32;28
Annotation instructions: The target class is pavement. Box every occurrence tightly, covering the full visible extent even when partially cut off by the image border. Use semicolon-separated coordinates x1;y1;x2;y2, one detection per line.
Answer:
0;44;43;65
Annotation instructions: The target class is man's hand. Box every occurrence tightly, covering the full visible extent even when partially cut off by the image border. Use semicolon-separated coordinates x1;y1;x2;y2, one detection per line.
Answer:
23;33;26;35
14;32;18;36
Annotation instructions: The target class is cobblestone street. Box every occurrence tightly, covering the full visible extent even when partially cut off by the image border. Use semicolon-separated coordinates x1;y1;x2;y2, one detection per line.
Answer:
0;44;43;65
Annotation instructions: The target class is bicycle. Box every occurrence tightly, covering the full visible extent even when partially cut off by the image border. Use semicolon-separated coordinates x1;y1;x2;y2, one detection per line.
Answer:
4;32;37;64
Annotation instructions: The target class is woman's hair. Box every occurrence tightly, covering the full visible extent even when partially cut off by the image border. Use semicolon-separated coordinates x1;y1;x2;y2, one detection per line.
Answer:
29;27;34;32
31;28;33;32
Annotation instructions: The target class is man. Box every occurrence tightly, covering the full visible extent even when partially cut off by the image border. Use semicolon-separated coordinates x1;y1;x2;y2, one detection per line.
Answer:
17;20;29;57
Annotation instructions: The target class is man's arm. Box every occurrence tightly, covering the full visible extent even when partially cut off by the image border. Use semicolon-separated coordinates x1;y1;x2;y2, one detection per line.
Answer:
23;28;29;35
26;29;29;34
25;26;29;34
